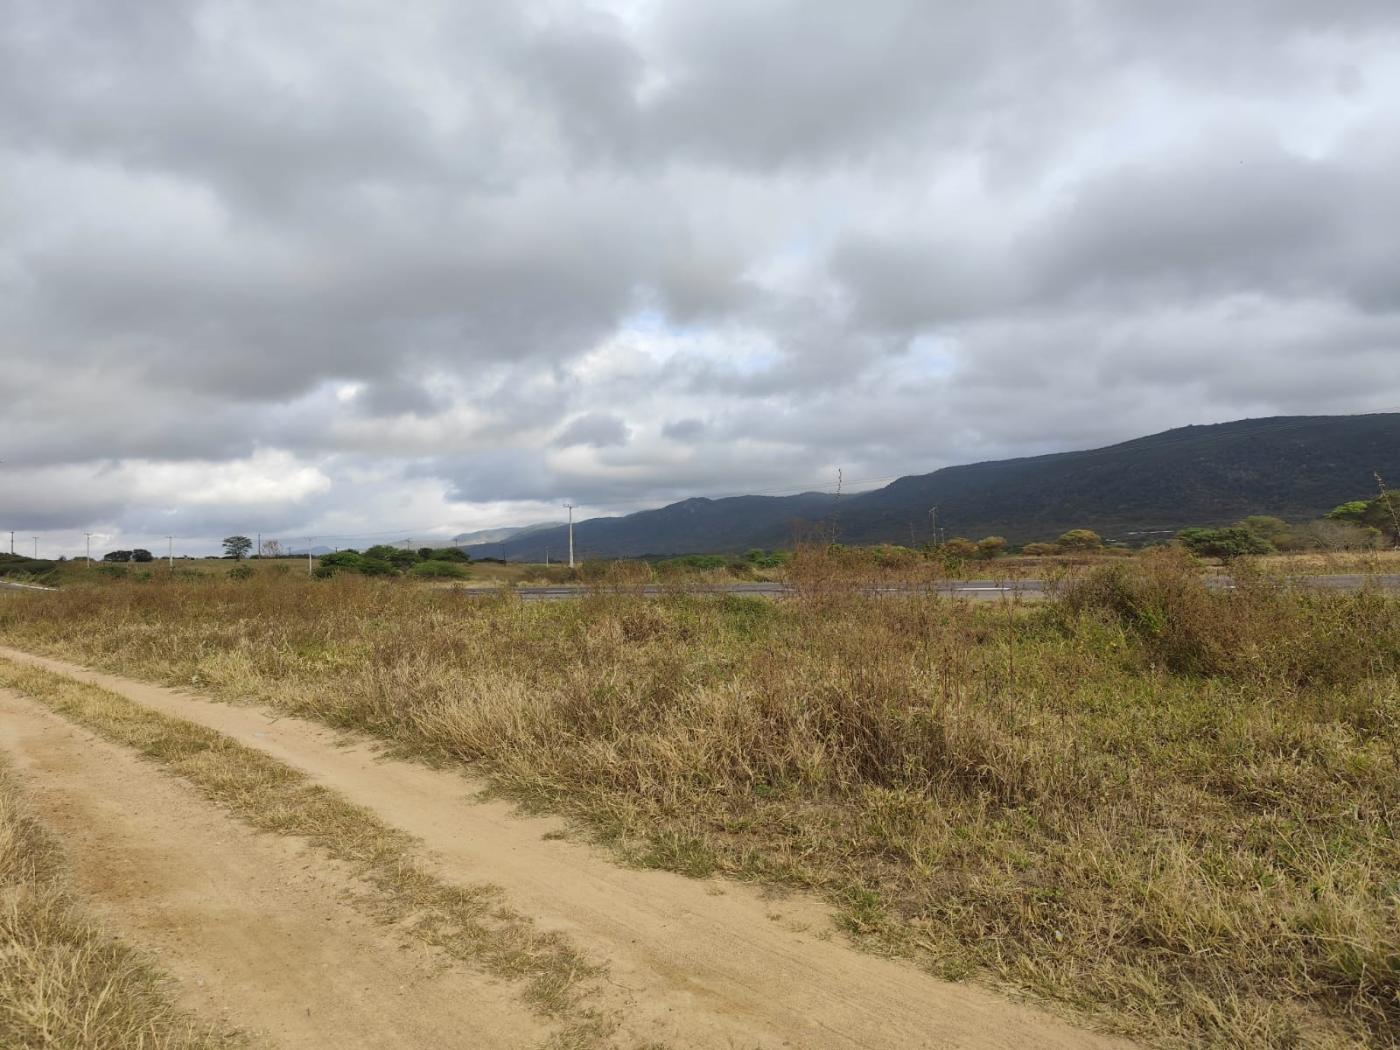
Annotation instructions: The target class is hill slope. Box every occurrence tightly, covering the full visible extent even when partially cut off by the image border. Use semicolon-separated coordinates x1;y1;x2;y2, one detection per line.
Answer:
489;414;1400;559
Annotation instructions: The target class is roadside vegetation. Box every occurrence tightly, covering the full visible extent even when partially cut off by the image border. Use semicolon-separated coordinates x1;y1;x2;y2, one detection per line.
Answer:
1;547;1396;1048
0;750;242;1049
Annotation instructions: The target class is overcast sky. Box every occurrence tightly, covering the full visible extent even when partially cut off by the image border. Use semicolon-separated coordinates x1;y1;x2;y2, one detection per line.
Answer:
4;1;1400;556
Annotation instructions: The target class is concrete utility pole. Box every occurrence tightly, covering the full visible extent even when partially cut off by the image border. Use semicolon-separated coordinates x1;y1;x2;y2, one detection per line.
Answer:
167;536;174;570
32;536;37;558
564;504;576;568
306;538;314;576
84;533;92;567
8;531;12;554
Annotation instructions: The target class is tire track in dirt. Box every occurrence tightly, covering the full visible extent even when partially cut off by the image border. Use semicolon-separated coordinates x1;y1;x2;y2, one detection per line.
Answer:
0;686;547;1050
0;646;1141;1050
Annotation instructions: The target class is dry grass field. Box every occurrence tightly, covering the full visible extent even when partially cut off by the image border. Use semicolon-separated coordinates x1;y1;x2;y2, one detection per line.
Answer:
1;548;1397;1048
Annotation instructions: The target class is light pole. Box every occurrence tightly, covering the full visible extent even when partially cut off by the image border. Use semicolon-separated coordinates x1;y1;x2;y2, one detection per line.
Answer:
564;504;576;568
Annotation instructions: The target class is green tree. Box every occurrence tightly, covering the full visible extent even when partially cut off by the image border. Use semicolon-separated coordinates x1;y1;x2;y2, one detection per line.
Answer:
222;535;253;560
1177;527;1274;559
1328;492;1400;544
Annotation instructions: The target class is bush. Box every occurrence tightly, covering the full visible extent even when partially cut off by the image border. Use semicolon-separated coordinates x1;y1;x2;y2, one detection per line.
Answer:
364;545;419;568
426;547;471;563
226;564;254;580
1177;526;1274;559
940;537;978;558
1021;542;1060;556
357;557;398;576
0;557;58;578
319;552;365;571
657;554;729;573
410;560;468;579
1055;529;1102;551
975;536;1006;559
743;549;789;568
1059;548;1400;683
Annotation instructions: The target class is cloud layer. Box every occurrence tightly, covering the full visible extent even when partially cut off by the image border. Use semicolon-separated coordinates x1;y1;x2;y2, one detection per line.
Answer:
3;0;1399;555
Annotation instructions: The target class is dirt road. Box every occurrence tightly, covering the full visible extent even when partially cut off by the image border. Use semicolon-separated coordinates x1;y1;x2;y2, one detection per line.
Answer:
0;645;1139;1050
0;686;543;1050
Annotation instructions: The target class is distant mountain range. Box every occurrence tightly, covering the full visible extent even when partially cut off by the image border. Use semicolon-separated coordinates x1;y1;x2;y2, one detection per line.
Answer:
462;414;1400;561
452;522;564;549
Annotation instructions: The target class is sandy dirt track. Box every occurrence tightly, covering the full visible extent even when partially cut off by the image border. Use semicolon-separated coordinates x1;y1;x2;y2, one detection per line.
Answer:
0;686;544;1050
0;645;1140;1050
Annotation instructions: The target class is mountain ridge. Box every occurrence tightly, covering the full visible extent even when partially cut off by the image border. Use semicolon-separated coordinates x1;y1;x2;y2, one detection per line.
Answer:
476;413;1400;560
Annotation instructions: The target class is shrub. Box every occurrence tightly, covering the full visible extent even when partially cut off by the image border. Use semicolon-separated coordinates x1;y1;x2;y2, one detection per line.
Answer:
743;549;790;568
426;547;470;563
226;564;254;580
1021;542;1060;556
1055;529;1102;551
1177;526;1274;559
410;560;468;579
319;551;364;569
974;536;1006;559
357;557;398;576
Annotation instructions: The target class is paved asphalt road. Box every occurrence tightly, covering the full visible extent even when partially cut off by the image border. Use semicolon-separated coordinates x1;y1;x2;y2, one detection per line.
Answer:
490;574;1400;602
5;574;1400;600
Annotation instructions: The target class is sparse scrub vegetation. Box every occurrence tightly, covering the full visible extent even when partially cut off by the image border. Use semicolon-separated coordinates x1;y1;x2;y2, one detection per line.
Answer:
1;555;1398;1048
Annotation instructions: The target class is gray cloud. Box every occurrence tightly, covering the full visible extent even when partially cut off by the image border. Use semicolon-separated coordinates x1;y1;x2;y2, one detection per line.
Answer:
3;0;1400;554
554;412;631;449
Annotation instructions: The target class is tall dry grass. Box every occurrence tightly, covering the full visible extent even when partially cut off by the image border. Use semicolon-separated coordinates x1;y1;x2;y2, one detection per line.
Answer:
1;553;1397;1048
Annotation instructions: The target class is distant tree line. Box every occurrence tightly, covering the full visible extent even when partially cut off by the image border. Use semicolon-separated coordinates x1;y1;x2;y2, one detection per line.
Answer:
314;545;471;579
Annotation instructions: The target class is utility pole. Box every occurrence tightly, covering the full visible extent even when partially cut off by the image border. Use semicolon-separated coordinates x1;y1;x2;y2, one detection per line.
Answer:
8;531;12;554
167;536;174;570
306;538;314;577
256;532;261;559
32;536;37;558
84;533;92;567
564;504;576;568
545;547;549;567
